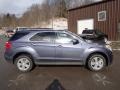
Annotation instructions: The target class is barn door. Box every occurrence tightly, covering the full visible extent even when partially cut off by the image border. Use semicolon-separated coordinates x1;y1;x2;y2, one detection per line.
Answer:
77;19;94;34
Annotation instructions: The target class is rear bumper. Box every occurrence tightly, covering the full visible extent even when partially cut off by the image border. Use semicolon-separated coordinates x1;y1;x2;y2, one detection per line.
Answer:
4;52;14;64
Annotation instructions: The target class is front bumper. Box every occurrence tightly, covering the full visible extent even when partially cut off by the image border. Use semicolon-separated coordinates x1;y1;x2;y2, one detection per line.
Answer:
107;50;113;65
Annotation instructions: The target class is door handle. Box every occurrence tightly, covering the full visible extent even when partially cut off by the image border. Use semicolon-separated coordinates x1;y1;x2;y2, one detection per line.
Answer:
32;43;40;46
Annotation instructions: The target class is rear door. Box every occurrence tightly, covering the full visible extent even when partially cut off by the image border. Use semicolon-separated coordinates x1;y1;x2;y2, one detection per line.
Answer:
30;31;56;61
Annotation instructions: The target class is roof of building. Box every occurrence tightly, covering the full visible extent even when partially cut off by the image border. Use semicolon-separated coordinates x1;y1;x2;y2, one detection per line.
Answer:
68;0;114;11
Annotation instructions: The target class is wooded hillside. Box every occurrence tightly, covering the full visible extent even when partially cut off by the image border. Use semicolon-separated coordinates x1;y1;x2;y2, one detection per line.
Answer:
0;0;67;28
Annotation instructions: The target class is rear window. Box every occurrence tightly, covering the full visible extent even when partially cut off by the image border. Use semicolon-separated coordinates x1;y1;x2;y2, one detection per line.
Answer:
95;30;104;35
9;32;29;41
82;30;94;34
30;32;56;42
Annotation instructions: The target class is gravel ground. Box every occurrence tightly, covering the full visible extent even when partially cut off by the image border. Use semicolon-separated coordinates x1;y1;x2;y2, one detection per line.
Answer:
111;41;120;50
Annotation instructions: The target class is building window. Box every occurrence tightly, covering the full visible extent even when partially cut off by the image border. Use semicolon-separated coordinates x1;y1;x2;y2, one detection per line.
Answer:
98;11;106;21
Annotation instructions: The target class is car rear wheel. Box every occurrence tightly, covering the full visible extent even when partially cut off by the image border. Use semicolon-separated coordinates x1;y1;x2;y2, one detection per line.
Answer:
15;55;34;72
87;54;106;71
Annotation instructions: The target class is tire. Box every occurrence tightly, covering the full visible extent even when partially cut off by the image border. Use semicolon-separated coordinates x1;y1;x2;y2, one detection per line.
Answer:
15;55;34;72
87;54;106;71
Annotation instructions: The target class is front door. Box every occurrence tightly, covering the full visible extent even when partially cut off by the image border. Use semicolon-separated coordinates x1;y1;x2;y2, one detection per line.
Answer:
55;32;83;62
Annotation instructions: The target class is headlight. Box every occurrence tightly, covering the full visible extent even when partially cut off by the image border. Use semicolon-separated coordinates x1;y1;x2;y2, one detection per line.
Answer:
106;45;112;51
104;38;108;43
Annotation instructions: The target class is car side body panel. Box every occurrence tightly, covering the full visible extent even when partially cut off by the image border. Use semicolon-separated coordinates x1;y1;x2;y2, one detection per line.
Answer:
4;30;113;67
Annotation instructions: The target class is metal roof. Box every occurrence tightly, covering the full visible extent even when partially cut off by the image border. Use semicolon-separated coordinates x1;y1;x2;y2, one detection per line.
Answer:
68;0;114;11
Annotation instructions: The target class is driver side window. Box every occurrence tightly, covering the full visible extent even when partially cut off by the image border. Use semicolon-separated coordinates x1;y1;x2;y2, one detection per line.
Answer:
55;32;73;44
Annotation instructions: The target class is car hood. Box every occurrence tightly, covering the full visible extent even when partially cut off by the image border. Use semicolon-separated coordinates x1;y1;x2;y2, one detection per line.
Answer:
83;40;106;47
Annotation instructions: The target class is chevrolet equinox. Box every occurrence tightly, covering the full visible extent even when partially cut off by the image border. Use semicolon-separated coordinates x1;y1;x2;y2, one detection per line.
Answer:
4;29;113;72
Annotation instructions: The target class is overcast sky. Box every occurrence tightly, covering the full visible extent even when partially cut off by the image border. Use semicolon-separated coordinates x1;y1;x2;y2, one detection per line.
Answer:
0;0;43;15
0;0;102;16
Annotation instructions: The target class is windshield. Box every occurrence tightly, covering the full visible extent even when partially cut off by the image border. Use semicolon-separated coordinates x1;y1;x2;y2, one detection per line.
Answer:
95;30;104;35
67;31;85;41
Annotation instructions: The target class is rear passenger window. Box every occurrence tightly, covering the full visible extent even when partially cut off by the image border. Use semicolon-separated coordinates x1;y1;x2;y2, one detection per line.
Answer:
30;32;55;42
9;32;29;41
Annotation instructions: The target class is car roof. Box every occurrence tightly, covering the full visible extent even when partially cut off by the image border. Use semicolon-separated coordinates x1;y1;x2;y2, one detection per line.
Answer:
16;29;67;33
16;27;51;29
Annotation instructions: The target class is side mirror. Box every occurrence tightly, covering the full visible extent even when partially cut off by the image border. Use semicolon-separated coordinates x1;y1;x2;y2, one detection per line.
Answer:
72;39;79;45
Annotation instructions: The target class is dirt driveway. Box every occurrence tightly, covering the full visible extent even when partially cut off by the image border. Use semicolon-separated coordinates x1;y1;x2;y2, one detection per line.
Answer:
0;35;120;90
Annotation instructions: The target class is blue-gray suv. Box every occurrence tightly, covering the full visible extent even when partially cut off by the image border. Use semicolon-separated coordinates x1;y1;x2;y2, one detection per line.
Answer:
4;29;113;72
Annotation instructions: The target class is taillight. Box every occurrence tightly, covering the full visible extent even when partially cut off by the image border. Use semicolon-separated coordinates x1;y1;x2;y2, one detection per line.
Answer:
5;41;11;49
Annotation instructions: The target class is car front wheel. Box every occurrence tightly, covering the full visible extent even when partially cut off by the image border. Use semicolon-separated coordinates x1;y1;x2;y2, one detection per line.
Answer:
87;54;106;71
15;55;34;72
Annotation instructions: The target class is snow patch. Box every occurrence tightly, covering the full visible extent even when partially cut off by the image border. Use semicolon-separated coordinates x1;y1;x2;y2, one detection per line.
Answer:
33;18;68;30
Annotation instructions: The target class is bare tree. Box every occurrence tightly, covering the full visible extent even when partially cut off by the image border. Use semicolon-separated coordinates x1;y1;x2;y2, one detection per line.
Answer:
0;0;68;27
0;16;2;28
49;0;67;18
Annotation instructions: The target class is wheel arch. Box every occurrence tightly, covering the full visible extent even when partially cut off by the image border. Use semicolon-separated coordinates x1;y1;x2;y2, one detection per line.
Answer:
85;52;109;66
13;52;34;64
